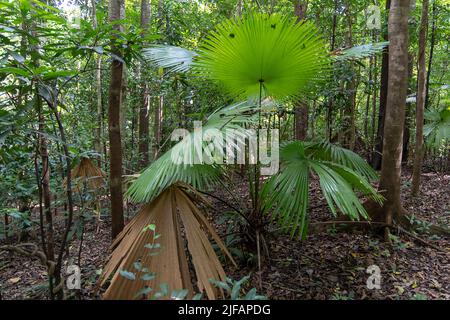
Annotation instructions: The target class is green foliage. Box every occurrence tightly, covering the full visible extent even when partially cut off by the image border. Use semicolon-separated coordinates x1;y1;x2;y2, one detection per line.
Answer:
261;140;382;238
143;45;197;73
126;101;257;203
210;276;267;300
332;42;389;62
424;106;450;149
195;12;330;100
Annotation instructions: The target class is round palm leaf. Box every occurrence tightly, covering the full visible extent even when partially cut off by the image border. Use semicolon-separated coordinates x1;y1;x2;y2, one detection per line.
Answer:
194;12;330;100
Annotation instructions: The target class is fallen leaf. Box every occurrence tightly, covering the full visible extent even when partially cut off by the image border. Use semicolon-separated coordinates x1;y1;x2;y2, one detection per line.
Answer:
8;277;21;284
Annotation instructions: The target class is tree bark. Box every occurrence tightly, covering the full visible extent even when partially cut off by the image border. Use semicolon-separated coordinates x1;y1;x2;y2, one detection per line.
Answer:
342;0;356;150
91;0;103;166
293;0;308;140
412;0;429;195
108;0;125;239
153;94;163;159
138;0;151;169
326;0;338;141
377;0;411;222
402;53;414;164
425;0;436;109
372;0;391;169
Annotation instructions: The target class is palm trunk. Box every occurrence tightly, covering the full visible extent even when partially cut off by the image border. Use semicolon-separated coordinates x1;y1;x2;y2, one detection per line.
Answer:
412;0;429;195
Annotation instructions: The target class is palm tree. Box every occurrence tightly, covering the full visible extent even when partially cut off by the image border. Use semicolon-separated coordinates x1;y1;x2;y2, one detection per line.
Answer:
101;12;384;300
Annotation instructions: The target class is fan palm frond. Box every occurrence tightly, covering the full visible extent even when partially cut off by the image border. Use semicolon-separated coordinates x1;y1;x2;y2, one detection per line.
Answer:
142;45;197;73
100;185;236;300
304;140;378;180
332;42;389;62
424;106;450;149
71;157;105;190
261;141;382;238
194;12;330;100
126;101;256;203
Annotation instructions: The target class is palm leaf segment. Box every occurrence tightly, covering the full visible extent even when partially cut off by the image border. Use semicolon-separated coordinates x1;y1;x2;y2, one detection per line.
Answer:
424;106;450;149
194;13;330;100
100;185;236;300
142;45;197;73
261;141;382;238
126;101;257;203
332;42;389;61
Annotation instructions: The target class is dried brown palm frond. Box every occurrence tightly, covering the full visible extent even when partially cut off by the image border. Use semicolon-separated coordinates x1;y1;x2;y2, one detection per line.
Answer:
99;184;236;300
71;157;105;191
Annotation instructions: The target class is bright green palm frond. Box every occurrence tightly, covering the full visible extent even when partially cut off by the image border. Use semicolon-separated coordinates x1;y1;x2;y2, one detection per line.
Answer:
194;12;330;100
126;101;256;203
261;141;380;238
304;140;378;180
332;42;389;62
142;45;197;73
424;106;450;149
309;161;369;220
261;142;310;238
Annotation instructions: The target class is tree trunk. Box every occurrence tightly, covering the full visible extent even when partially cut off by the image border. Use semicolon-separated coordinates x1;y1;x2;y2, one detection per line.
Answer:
371;54;378;156
293;1;308;140
138;0;151;169
425;0;436;109
342;0;356;150
412;0;429;195
91;0;103;166
402;53;414;164
153;94;163;159
326;0;337;141
376;0;411;223
108;0;125;239
372;0;391;169
30;13;57;297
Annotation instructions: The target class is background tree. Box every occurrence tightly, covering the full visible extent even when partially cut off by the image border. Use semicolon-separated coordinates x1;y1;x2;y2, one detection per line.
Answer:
108;0;125;239
373;0;411;233
412;0;429;195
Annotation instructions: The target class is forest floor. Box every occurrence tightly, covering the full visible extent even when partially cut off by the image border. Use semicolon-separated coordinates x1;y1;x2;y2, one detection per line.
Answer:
0;170;449;300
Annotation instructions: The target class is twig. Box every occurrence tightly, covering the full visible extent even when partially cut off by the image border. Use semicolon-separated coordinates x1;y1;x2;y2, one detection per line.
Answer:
395;224;448;254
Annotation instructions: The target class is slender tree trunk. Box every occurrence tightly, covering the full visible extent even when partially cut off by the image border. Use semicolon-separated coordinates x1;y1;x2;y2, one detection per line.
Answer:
412;0;429;195
342;0;356;150
326;0;337;140
364;56;373;140
37;93;55;272
293;1;308;140
402;53;414;164
371;54;378;156
153;94;163;159
108;0;125;239
372;0;391;169
30;13;56;298
376;0;410;224
91;0;103;166
138;0;151;168
425;0;436;109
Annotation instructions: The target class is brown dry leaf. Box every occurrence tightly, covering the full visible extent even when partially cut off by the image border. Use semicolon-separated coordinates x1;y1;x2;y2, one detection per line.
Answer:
70;157;105;190
98;185;234;300
8;277;21;284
